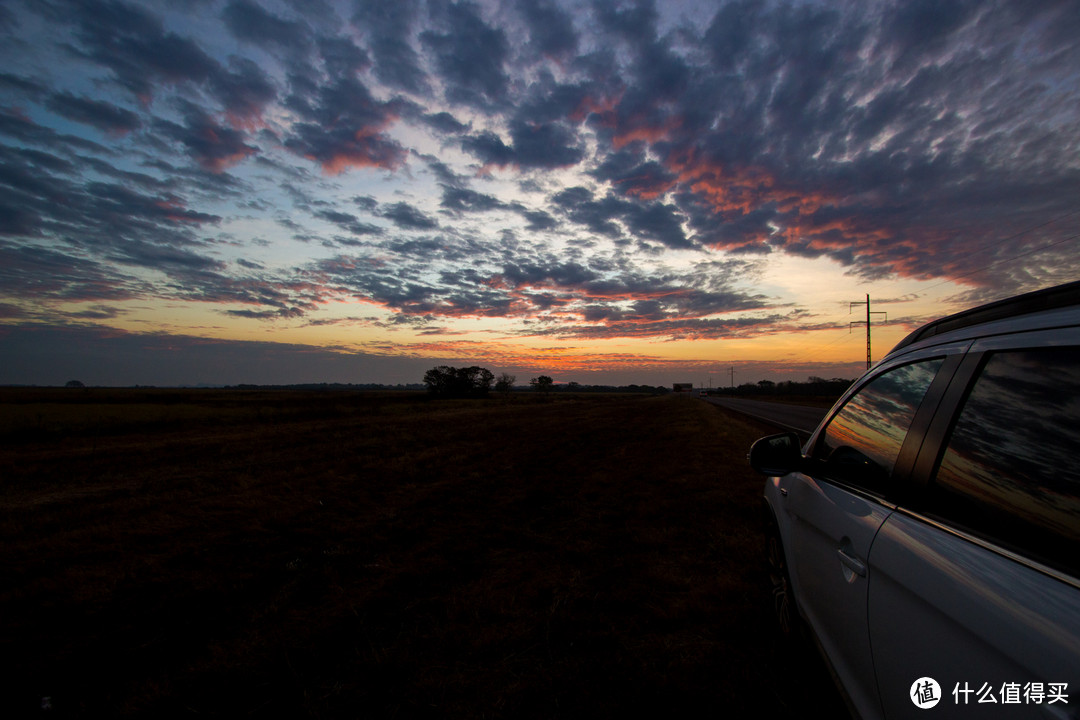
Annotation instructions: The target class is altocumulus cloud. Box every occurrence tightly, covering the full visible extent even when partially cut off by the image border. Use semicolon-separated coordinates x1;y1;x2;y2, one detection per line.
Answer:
0;0;1078;384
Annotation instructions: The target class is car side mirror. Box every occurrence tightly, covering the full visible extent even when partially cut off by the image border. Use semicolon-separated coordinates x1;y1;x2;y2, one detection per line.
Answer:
748;432;803;476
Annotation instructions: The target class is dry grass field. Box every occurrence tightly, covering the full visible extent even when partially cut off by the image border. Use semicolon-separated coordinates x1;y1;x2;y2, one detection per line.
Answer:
0;388;844;718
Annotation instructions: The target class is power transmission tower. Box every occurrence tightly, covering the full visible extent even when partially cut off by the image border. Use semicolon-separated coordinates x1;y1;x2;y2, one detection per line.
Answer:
850;294;887;369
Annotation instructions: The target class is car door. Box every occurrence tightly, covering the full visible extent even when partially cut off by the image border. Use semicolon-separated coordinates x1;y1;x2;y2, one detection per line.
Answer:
781;354;952;720
868;340;1080;719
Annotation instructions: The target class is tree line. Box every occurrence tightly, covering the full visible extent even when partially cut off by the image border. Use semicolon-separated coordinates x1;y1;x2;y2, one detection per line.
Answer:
422;366;498;398
717;376;855;398
421;366;671;398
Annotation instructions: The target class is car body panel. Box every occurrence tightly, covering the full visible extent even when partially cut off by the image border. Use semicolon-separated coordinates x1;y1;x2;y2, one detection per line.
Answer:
868;512;1080;719
780;472;892;720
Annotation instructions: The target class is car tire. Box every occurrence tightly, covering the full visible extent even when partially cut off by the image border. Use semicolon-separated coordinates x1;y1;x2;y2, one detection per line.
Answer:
766;515;799;638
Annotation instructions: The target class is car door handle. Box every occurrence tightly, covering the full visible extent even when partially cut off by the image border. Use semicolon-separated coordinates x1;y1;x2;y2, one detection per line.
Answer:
837;548;867;577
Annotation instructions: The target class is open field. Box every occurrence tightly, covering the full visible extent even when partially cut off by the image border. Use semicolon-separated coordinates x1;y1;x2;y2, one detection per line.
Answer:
0;389;844;718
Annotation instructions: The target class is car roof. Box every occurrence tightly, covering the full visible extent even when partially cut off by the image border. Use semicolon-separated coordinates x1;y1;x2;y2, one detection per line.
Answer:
889;280;1080;356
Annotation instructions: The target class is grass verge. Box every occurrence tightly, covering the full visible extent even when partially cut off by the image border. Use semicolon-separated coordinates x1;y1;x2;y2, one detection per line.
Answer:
1;390;844;718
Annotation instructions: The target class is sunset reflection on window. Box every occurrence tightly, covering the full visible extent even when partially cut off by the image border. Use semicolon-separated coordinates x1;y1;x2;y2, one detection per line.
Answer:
815;359;943;493
931;348;1080;578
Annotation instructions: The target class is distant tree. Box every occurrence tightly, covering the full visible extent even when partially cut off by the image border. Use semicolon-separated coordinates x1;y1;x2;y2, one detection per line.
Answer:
495;372;516;393
423;365;495;398
567;381;580;391
467;366;495;395
531;375;554;393
65;380;85;388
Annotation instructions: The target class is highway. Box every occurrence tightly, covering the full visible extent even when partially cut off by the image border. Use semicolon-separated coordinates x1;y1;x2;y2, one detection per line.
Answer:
703;396;833;437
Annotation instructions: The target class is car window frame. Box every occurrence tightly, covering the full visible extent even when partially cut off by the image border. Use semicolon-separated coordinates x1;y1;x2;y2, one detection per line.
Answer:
897;326;1080;587
909;326;1080;491
907;341;1080;583
803;347;965;505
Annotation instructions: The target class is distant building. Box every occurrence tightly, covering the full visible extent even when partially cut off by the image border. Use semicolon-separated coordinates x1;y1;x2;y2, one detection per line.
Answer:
673;383;694;393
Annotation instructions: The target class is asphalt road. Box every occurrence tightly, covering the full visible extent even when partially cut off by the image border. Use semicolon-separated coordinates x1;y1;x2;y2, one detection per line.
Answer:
703;397;831;437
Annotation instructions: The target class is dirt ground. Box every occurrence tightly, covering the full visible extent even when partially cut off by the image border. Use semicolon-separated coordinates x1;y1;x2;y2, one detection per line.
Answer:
0;389;845;718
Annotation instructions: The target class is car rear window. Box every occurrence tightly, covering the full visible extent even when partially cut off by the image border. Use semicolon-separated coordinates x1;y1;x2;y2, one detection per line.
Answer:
929;346;1080;579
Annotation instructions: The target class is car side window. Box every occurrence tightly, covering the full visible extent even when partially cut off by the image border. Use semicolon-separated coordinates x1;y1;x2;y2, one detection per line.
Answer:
812;359;944;496
928;347;1080;579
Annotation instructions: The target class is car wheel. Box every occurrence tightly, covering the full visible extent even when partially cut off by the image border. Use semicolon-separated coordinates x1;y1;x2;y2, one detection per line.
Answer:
766;517;798;637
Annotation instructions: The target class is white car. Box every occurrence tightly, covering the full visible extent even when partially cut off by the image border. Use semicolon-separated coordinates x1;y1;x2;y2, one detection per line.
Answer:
751;281;1080;720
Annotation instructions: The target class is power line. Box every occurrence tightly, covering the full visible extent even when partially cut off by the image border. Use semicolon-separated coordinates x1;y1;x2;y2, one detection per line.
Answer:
789;210;1080;366
923;231;1080;292
802;330;861;359
957;208;1080;257
815;213;1080;357
919;209;1080;294
794;318;864;364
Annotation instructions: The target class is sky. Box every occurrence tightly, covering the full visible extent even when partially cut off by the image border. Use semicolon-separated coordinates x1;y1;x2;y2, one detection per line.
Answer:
1;0;1079;388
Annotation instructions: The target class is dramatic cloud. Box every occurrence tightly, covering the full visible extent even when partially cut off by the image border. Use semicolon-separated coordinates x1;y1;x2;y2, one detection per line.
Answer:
222;0;312;56
46;92;142;134
381;202;439;230
2;0;1078;385
352;0;429;95
282;75;406;173
56;0;222;98
157;103;258;171
421;0;510;109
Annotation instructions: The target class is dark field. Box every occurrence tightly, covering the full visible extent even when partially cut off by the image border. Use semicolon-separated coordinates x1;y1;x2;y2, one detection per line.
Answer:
1;389;843;718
